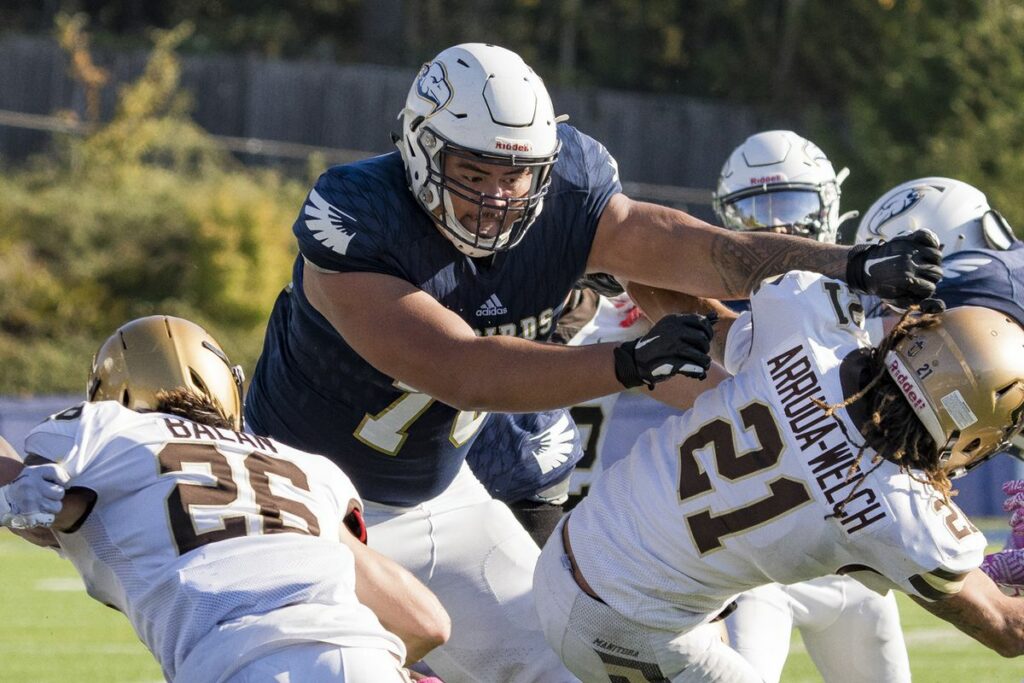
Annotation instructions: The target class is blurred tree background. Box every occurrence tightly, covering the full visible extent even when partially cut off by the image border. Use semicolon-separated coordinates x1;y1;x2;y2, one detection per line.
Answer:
0;17;305;393
0;0;1020;393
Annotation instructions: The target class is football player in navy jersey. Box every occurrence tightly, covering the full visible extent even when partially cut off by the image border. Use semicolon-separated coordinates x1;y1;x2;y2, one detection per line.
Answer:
245;43;943;683
855;177;1024;595
464;279;669;549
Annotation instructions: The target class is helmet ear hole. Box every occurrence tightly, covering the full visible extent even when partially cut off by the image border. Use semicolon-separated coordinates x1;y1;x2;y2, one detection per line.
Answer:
121;388;131;407
190;369;210;396
962;438;982;454
996;380;1021;399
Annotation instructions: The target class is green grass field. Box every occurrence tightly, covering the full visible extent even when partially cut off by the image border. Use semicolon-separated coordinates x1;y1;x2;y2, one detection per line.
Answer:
2;529;1022;682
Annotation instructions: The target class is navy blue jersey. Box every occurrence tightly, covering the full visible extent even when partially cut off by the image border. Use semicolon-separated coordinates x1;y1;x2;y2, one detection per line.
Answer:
935;241;1024;326
246;124;621;505
466;409;583;503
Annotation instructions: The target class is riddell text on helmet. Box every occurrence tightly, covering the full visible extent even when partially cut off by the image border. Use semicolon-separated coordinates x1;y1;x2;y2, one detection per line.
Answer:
888;357;928;412
494;138;533;152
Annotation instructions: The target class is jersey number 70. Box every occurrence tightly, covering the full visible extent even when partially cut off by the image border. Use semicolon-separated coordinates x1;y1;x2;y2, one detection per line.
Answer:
354;382;487;455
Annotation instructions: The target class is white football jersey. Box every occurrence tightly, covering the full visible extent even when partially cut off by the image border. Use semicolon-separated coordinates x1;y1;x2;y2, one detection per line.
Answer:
563;291;651;347
563;292;656;501
24;401;404;681
567;271;986;632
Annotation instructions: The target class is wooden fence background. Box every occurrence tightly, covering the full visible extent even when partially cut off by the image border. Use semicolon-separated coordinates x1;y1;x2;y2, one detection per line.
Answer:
0;34;805;215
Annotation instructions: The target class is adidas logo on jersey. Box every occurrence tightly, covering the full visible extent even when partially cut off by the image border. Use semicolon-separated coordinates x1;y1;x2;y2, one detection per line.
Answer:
476;294;508;317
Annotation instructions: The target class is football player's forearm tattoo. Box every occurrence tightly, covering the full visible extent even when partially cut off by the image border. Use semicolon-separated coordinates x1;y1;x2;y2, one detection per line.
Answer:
709;232;848;297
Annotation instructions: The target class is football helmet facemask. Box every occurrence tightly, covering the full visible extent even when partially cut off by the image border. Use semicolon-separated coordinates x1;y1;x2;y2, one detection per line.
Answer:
855;177;1015;257
713;130;852;244
397;43;562;258
87;316;245;430
885;306;1024;478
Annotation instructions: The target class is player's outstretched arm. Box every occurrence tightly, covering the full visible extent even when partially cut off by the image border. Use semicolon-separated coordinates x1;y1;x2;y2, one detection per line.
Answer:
588;194;942;302
0;438;71;533
911;569;1024;657
0;445;57;548
0;450;93;549
640;362;729;412
304;265;712;411
338;523;451;663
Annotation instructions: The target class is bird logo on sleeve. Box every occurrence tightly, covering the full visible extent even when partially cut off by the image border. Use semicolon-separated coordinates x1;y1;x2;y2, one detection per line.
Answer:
305;189;358;255
530;412;576;475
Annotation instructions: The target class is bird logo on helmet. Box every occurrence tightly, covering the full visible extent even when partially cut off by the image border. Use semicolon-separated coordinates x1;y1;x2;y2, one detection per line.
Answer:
415;61;453;115
855;177;1015;258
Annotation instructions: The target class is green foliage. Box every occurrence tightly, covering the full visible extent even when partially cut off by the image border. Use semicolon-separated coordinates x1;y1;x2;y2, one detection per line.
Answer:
0;17;305;394
777;0;1024;227
2;5;1022;396
914;0;1024;227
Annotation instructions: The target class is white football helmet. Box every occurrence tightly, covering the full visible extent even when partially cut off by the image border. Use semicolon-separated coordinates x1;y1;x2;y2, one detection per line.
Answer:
397;43;562;257
713;130;853;243
855;177;1015;257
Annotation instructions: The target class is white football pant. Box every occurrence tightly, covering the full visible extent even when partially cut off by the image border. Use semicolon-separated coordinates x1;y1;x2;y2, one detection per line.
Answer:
362;462;578;683
726;578;910;683
534;517;763;682
225;642;410;682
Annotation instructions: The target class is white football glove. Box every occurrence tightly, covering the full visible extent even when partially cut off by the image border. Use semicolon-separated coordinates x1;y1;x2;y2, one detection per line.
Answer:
0;463;70;529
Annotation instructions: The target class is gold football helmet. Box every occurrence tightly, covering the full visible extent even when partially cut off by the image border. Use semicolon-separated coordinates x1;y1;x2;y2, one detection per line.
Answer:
87;316;245;430
886;306;1024;477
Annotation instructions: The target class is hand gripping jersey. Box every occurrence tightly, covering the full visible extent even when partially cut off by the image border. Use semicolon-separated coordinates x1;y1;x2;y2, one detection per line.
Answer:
566;272;986;632
24;401;404;682
860;241;1024;342
245;124;621;506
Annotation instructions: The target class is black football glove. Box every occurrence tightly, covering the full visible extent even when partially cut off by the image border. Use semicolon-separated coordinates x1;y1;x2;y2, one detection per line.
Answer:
614;313;715;389
846;229;943;303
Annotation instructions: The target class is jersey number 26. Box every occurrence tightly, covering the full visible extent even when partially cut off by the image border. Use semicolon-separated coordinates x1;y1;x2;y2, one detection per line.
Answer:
159;443;321;555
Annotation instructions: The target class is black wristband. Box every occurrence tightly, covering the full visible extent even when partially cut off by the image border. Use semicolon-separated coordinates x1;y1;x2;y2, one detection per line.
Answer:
613;343;647;389
844;243;871;292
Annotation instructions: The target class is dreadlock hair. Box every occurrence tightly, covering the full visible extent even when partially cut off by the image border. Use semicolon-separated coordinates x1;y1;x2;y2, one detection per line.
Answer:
815;304;953;505
155;388;235;430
